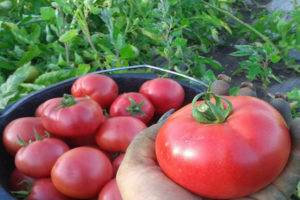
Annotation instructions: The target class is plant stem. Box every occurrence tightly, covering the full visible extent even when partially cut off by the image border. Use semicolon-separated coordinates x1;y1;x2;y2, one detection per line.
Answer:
73;1;102;69
57;6;70;67
201;1;280;54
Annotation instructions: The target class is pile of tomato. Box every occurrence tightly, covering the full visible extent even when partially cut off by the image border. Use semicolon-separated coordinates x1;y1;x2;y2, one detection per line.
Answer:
2;73;185;200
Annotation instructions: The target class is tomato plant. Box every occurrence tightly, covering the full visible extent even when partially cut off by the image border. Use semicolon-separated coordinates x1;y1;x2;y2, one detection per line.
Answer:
2;117;48;155
15;138;69;178
71;74;119;108
96;116;147;152
98;179;122;200
139;78;185;114
41;95;104;137
155;93;291;199
51;146;113;199
110;92;154;124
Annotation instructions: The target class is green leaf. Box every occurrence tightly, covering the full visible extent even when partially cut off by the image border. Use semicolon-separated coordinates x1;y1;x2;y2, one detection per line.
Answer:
0;63;31;110
34;69;75;86
40;7;56;21
120;45;139;59
0;56;16;70
18;45;41;66
287;88;300;101
230;45;254;57
229;87;240;96
270;54;281;63
202;70;216;84
30;24;41;43
211;28;219;42
247;65;261;80
116;33;125;50
59;29;79;43
76;64;90;76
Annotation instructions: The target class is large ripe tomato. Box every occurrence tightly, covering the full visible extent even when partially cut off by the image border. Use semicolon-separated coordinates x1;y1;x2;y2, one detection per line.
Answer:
41;95;104;137
15;138;69;178
51;146;113;199
95;116;147;152
71;74;118;108
98;179;122;200
110;92;154;124
139;78;185;114
155;95;291;199
27;178;71;200
2;117;48;155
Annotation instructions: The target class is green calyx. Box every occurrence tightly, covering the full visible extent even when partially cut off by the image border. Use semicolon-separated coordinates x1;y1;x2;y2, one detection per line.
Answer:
192;88;233;124
56;94;76;110
11;180;32;199
126;96;146;116
17;129;50;146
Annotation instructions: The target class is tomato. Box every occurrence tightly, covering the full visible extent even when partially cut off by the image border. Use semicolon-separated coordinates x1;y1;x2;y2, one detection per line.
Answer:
98;179;122;200
2;117;48;155
41;95;104;137
27;178;71;200
139;78;185;114
35;97;61;117
51;146;113;199
96;116;147;152
15;138;69;178
155;95;291;199
110;92;154;124
71;74;118;108
9;168;35;191
112;154;125;176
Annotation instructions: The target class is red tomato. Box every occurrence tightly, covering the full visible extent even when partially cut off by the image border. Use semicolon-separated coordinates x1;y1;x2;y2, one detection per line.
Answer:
155;96;291;199
96;116;147;152
27;178;71;200
35;97;61;117
110;92;154;124
15;138;69;178
2;117;48;155
9;168;35;191
51;146;113;199
41;96;104;137
71;74;118;108
112;154;125;176
139;78;185;114
98;179;122;200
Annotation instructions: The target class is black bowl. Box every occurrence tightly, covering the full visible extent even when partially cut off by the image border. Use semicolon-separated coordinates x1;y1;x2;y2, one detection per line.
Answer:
0;65;206;199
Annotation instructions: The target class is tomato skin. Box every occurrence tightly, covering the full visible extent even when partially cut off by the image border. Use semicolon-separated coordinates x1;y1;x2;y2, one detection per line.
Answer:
51;146;113;199
110;92;154;124
112;154;125;176
96;116;147;152
41;97;104;137
9;169;35;191
2;117;48;155
71;74;118;108
35;97;60;117
139;78;185;114
98;179;122;200
155;96;291;199
15;138;69;178
27;178;71;200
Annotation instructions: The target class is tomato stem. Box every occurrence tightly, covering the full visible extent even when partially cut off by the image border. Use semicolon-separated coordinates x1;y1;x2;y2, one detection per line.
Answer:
192;87;232;124
56;94;76;110
126;96;146;116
